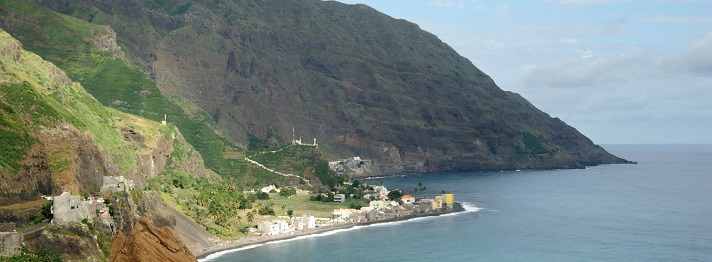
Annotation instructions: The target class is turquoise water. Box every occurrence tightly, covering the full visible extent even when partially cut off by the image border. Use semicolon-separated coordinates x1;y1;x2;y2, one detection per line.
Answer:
204;145;712;261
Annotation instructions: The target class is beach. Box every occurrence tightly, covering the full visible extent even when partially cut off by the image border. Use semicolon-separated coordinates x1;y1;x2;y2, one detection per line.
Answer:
196;202;464;260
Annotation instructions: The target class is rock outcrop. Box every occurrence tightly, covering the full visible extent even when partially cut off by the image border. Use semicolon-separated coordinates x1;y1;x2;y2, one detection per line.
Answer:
109;218;196;262
24;223;105;261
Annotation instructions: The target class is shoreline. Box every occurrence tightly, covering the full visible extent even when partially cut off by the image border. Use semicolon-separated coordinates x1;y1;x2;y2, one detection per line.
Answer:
195;202;465;260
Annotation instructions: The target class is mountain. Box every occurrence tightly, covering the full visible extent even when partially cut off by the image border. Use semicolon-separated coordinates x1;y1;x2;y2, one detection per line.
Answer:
12;0;629;174
0;0;342;187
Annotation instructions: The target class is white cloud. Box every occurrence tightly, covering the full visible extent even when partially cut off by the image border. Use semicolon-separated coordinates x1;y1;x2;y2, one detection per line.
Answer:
667;31;712;74
518;31;712;132
577;49;594;58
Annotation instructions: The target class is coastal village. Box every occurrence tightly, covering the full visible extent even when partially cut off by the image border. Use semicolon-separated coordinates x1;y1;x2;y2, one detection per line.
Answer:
250;181;457;237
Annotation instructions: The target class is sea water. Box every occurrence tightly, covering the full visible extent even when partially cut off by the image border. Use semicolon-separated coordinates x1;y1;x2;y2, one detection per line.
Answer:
205;145;712;261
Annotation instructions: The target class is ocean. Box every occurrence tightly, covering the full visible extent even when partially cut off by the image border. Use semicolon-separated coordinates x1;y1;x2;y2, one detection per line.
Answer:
204;144;712;261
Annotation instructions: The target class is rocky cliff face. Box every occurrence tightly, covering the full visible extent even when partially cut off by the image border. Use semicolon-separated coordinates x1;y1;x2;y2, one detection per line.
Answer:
23;223;106;261
32;0;631;172
0;27;217;259
109;218;196;262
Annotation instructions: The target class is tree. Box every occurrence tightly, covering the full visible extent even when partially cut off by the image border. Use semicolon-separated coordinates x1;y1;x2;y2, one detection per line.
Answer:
280;204;287;215
387;189;404;201
414;182;427;200
287;209;294;218
247;210;256;223
279;187;297;197
257;192;270;200
258;206;275;216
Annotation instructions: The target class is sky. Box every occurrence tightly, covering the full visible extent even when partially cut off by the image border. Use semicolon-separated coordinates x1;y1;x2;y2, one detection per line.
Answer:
334;0;712;144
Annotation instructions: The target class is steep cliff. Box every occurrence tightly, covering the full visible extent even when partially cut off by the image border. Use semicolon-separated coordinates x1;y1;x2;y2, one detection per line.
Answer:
0;27;217;259
109;218;196;262
25;0;631;173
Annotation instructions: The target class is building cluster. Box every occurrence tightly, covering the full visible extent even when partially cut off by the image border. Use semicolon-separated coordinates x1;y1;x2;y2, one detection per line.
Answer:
291;127;318;147
50;175;134;225
257;215;317;236
51;192;108;224
328;156;374;176
330;193;455;224
100;175;135;193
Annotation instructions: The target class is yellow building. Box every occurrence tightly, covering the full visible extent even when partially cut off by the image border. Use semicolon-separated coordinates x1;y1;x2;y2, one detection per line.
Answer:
442;193;454;208
442;193;454;204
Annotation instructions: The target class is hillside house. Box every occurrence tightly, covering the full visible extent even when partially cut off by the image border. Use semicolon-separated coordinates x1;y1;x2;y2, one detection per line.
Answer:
333;194;345;202
261;184;280;193
101;176;134;193
51;192;105;224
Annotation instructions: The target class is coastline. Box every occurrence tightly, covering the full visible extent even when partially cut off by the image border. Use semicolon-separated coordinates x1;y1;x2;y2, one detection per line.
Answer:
195;202;465;260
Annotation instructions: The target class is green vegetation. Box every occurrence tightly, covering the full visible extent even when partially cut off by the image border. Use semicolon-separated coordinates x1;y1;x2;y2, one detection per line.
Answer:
26;201;53;226
246;145;343;186
0;1;292;183
309;179;370;209
0;87;37;174
147;174;252;237
387;189;404;202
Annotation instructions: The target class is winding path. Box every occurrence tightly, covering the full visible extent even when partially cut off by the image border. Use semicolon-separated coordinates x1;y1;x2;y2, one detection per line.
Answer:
244;146;312;187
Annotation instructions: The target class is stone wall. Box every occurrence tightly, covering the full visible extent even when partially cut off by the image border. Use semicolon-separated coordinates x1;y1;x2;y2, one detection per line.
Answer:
0;232;22;256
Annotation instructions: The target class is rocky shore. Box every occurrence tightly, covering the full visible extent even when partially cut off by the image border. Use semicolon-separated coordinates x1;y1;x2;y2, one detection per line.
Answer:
196;202;465;260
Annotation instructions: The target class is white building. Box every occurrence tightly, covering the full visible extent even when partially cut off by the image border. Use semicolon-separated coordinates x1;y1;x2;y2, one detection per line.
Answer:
332;208;362;222
51;192;105;224
261;184;280;193
101;176;134;193
368;200;398;210
291;215;316;231
333;194;345;202
257;220;292;235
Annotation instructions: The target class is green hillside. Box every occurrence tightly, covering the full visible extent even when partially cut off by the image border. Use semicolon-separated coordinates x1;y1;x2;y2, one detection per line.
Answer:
0;0;341;186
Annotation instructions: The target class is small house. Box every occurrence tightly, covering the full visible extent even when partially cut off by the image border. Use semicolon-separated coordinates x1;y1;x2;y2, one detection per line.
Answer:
334;194;345;202
401;194;415;204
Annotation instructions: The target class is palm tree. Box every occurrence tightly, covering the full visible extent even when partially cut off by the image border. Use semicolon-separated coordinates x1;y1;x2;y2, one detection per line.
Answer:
247;210;256;224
